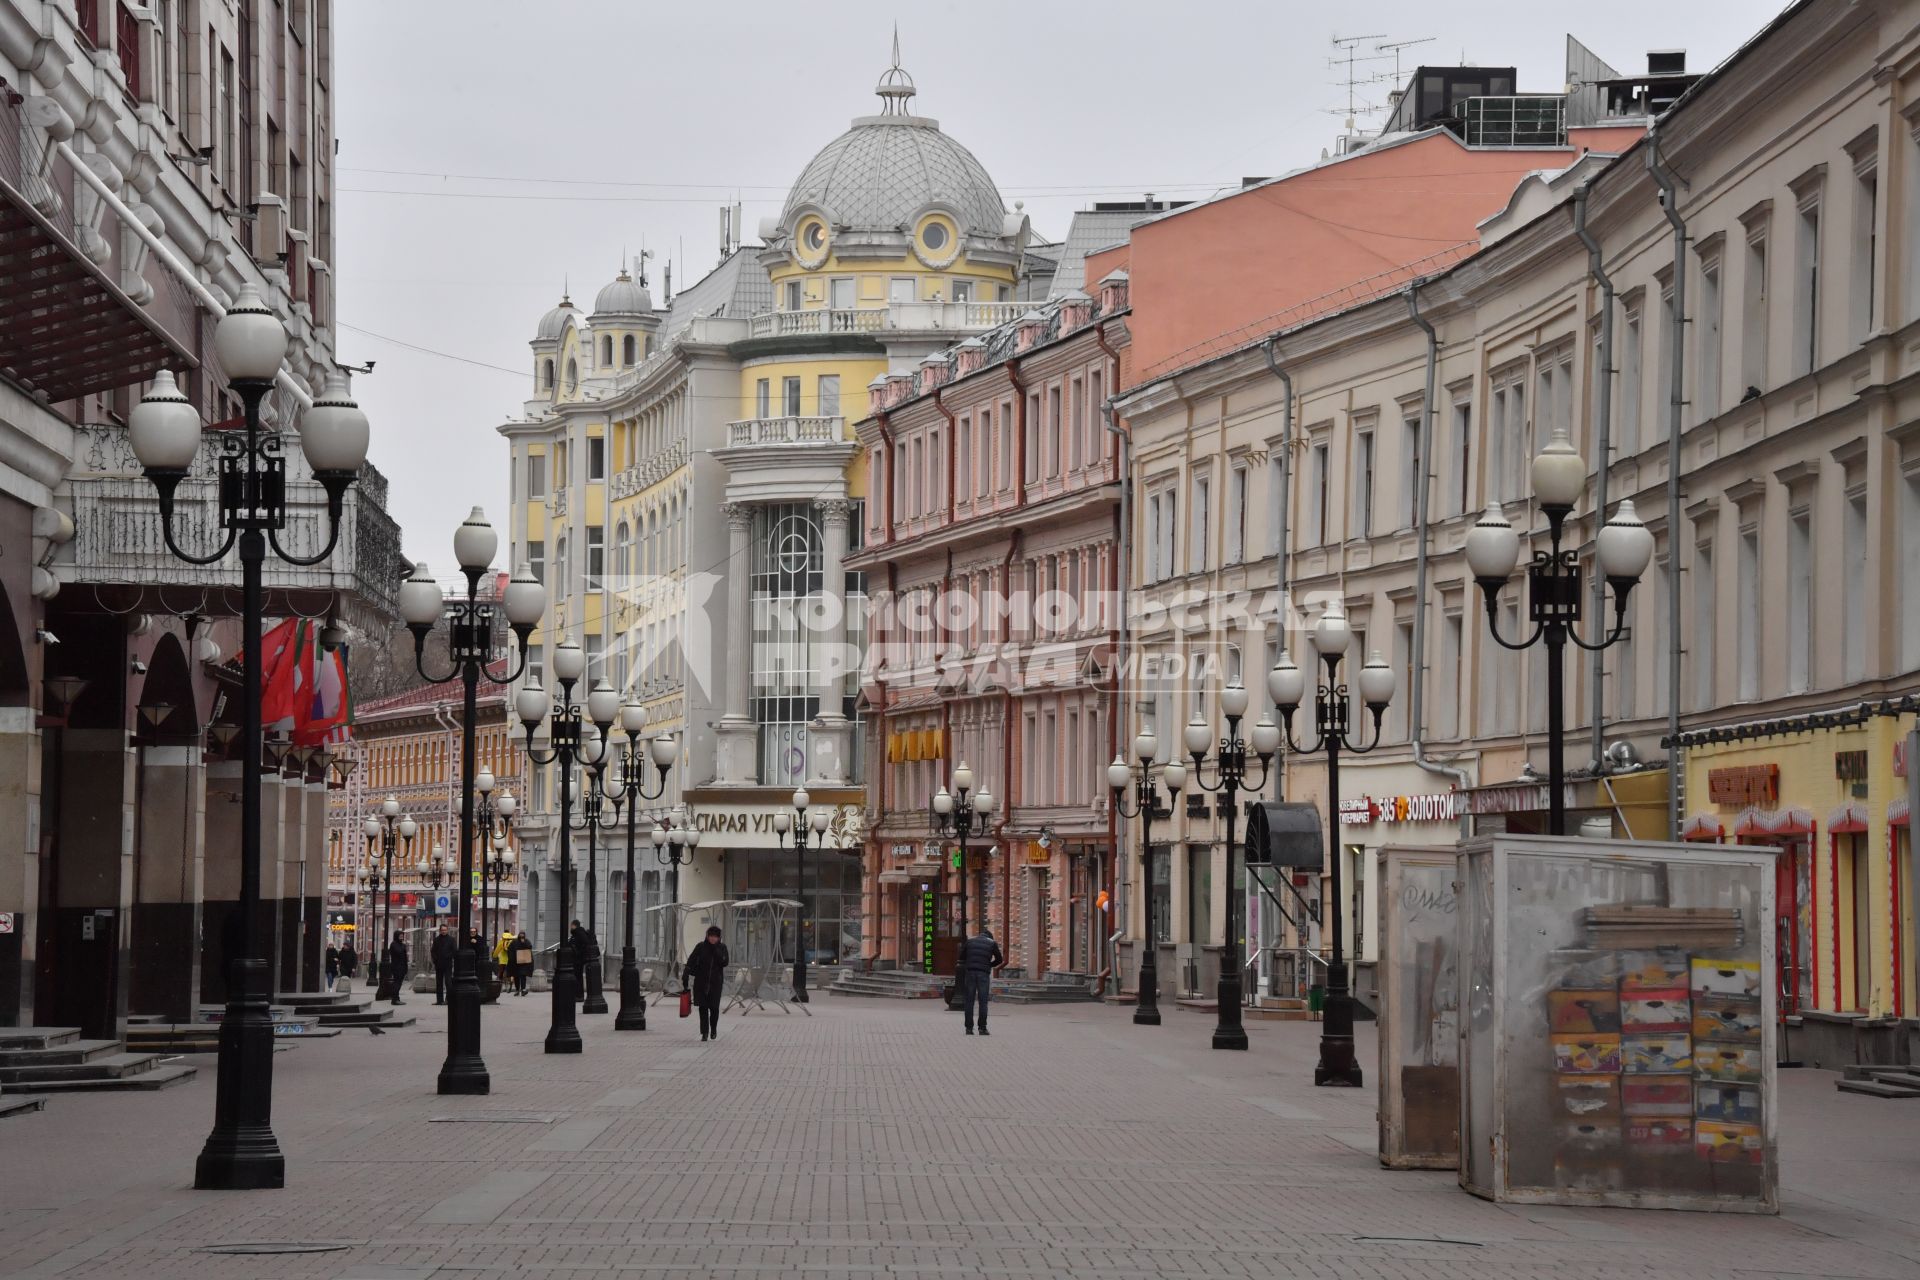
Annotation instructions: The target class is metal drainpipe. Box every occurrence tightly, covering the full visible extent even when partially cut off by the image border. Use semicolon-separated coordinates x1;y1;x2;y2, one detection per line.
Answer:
1573;179;1618;775
1095;323;1130;995
1009;359;1029;510
1404;287;1475;836
1647;121;1688;842
1260;340;1294;802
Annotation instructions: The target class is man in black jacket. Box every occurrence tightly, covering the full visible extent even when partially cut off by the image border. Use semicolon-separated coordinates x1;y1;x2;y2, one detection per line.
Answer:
430;926;456;1004
957;926;1005;1036
683;926;730;1042
386;930;409;1007
569;919;592;1001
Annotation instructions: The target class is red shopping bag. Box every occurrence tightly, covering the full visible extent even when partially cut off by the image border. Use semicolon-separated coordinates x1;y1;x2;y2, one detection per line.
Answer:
678;988;692;1018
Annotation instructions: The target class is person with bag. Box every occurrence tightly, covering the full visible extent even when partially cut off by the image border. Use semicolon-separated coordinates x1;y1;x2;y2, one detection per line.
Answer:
682;925;729;1041
338;944;358;994
324;944;340;991
957;925;1006;1036
511;931;533;995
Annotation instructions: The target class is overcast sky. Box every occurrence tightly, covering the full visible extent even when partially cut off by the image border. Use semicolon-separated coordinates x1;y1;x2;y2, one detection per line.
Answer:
335;0;1773;565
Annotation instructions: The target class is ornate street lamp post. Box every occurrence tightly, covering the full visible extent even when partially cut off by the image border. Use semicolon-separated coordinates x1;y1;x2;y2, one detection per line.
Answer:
773;788;834;1003
514;641;600;1052
593;695;677;1030
1107;730;1188;1027
1181;683;1278;1051
130;285;371;1190
359;799;416;1005
651;808;700;964
1269;606;1396;1085
1465;427;1654;836
929;763;995;1012
397;515;542;1092
571;716;619;1014
473;770;517;970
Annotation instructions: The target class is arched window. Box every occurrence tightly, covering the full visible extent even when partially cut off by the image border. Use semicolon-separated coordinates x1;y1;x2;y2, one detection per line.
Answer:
555;535;569;595
644;510;657;577
565;358;578;393
600;335;613;366
614;521;630;582
623;334;637;366
542;358;554;390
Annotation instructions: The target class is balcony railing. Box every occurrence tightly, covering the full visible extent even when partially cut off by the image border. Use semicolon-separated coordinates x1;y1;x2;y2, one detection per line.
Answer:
726;416;846;447
744;299;1030;341
60;424;404;633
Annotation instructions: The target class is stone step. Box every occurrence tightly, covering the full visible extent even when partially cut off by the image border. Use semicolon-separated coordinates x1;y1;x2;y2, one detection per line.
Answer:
331;1014;417;1031
1245;1006;1321;1022
0;1027;82;1052
1837;1077;1920;1099
0;1094;47;1117
1864;1068;1920;1089
17;1064;197;1093
319;1009;411;1026
0;1051;177;1085
0;1038;123;1068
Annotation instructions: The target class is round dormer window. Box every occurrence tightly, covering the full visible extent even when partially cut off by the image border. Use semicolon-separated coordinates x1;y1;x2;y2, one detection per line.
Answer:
795;216;830;269
913;213;961;269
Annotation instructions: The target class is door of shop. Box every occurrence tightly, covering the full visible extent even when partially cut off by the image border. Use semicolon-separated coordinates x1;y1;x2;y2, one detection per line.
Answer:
1769;837;1814;1013
1067;854;1088;974
1027;869;1050;977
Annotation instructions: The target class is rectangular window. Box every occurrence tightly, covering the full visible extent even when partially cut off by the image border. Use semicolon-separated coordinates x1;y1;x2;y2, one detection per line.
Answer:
1738;525;1760;700
951;280;972;303
585;525;605;591
1650;555;1669;714
1742;227;1770;394
1311;441;1330;545
1191;470;1211;573
1227;463;1248;564
528;539;546;585
1698;258;1723;422
1355;428;1376;538
1047;385;1062;476
889;277;915;304
1150;849;1170;944
783;280;803;311
156;0;174;115
1793;193;1821;378
1024;398;1038;484
1853;157;1878;346
817;374;840;417
1693;540;1715;709
526;453;547;499
1788;507;1811;693
1161;492;1178;580
1070;377;1085;470
829;277;855;310
1438;610;1463;738
910;437;924;517
1401;412;1421;529
756;379;771;419
1390;620;1414;742
1844;488;1867;682
219;47;235;191
1451;398;1471;516
525;643;544;688
586;435;605;482
585;634;604;681
1619;306;1643;454
956;416;972;501
783;377;802;418
1653;287;1674;443
1146;494;1162;581
1266;450;1284;555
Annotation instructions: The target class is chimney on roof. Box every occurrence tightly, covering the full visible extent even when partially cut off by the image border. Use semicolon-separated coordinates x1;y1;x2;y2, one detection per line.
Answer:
1647;49;1686;76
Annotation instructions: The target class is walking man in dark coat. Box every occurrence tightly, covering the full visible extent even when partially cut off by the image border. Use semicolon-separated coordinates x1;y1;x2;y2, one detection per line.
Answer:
387;930;409;1006
958;926;1005;1036
430;926;456;1004
683;925;730;1042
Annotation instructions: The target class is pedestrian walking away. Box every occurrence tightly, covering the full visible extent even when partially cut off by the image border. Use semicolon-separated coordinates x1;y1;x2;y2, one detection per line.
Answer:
324;944;340;991
569;918;592;1000
430;925;455;1004
511;930;533;995
958;926;1005;1035
387;930;409;1006
683;926;729;1041
339;944;358;994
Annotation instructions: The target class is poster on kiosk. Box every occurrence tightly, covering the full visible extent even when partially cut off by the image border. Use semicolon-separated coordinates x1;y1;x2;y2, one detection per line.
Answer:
1455;835;1778;1213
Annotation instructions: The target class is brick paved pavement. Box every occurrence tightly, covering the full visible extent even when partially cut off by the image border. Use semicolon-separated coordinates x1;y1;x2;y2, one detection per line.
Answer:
1;993;1917;1279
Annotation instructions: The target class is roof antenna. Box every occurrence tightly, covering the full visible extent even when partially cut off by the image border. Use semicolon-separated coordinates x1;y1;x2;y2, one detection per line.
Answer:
876;24;915;114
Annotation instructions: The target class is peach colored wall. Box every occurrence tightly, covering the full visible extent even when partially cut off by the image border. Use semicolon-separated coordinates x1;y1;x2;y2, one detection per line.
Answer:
1122;133;1577;383
1568;125;1649;156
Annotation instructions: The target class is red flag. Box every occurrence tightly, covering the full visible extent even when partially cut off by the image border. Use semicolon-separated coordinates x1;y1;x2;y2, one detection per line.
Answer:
259;618;304;728
295;634;351;746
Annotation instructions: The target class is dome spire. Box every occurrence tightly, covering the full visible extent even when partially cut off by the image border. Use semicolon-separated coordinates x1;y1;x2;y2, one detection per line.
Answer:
875;25;916;115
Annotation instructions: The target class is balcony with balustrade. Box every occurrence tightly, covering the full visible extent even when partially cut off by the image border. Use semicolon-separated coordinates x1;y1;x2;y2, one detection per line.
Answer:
744;299;1031;342
725;416;847;448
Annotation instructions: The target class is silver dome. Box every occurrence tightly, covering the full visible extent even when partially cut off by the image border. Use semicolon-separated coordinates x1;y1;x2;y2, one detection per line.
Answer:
591;270;653;320
782;115;1006;239
534;296;577;343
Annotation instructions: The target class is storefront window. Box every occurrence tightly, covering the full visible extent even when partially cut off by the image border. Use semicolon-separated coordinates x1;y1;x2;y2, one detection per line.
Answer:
1187;845;1212;947
726;848;863;964
1150;848;1171;944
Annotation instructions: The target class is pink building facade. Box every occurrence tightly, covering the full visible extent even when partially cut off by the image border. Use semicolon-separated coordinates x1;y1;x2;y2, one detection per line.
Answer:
848;275;1130;980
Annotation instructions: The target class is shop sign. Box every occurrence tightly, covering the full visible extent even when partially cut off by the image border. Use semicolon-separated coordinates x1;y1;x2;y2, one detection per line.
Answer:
920;889;936;973
1341;792;1462;825
1708;764;1778;809
889;842;918;859
695;803;864;850
1027;843;1052;864
1466;783;1557;816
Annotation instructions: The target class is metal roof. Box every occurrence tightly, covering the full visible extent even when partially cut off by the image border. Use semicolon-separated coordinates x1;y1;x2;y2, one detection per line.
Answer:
661;249;772;334
782;113;1006;238
1044;210;1145;300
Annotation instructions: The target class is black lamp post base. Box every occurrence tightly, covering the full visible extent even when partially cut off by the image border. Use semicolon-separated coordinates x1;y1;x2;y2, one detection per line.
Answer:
547;952;583;1053
437;959;490;1094
581;952;608;1014
194;957;284;1191
1134;958;1162;1025
1133;1007;1163;1026
1315;984;1365;1086
614;949;646;1030
1212;975;1248;1050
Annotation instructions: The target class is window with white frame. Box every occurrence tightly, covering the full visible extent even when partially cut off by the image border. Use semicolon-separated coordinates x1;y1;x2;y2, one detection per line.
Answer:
1738;519;1761;700
1698;252;1723;422
1692;537;1715;710
1850;134;1878;347
818;374;840;417
1619;304;1643;454
1791;171;1824;379
585;525;604;592
1227;462;1248;564
1787;502;1812;693
1741;208;1771;394
1353;420;1376;538
1191;468;1211;573
1438;606;1462;738
1309;437;1331;545
1653;281;1674;443
527;453;547;499
1901;458;1920;671
587;435;605;482
1844;478;1867;682
1401;408;1422;530
1449;391;1472;517
1266;448;1285;555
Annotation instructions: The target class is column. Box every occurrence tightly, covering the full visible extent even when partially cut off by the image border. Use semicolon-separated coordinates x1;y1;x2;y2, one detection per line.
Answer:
715;502;759;785
811;499;854;786
265;770;294;996
201;761;243;1004
129;745;205;1021
54;728;135;1040
301;778;327;990
0;707;41;1024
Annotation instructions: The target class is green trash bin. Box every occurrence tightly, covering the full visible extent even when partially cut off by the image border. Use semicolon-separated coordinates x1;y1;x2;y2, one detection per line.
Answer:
1307;984;1326;1013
